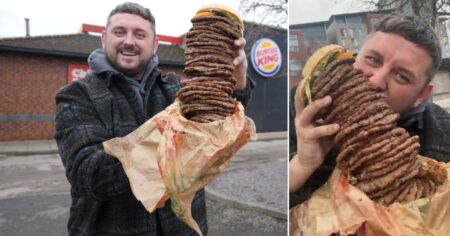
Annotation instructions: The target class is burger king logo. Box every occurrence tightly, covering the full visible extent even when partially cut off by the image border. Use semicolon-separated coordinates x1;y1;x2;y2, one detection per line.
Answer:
251;38;282;77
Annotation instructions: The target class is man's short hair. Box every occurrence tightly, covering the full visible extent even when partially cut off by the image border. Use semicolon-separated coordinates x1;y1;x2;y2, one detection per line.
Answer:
107;2;156;34
374;14;442;82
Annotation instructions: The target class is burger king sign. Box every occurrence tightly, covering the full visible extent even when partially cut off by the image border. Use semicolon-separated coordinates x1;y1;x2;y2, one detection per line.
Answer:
251;38;282;77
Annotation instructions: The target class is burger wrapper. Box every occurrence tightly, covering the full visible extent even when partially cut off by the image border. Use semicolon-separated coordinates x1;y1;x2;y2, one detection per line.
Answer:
290;161;450;236
103;100;256;236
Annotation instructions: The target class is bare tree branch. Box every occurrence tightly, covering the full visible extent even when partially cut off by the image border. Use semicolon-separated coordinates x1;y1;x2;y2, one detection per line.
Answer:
239;0;287;28
374;0;401;8
354;0;450;28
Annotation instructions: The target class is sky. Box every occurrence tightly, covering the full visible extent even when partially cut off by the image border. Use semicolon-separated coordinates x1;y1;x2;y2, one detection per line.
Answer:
289;0;373;24
0;0;241;38
0;0;374;38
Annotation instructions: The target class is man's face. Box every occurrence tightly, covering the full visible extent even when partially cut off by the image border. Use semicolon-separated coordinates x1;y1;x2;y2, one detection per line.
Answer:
354;31;433;114
101;13;158;78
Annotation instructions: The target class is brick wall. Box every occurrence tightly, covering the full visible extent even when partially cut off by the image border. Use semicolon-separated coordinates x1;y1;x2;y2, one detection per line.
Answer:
0;51;86;141
289;29;306;89
0;51;183;141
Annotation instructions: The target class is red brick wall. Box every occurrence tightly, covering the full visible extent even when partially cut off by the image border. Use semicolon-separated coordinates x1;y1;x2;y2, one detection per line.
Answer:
0;51;86;141
289;30;308;90
0;51;183;141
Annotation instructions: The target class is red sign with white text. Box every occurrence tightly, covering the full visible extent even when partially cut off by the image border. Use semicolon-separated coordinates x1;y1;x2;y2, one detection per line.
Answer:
67;64;90;83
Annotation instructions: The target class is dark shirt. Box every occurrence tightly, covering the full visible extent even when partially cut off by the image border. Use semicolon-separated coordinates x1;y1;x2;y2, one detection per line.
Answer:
54;49;253;235
289;85;450;208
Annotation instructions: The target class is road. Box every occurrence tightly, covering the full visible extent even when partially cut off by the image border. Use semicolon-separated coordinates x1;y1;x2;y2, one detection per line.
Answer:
0;138;287;235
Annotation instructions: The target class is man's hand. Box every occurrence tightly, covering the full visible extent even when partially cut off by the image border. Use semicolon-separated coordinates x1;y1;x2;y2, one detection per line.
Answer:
289;87;340;192
232;38;248;90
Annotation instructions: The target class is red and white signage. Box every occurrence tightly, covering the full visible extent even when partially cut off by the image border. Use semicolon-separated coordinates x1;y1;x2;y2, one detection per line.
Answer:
250;38;282;77
67;64;90;83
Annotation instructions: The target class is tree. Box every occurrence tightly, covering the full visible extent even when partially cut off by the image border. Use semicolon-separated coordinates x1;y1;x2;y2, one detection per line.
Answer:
238;0;288;29
358;0;450;28
238;0;288;79
238;0;288;46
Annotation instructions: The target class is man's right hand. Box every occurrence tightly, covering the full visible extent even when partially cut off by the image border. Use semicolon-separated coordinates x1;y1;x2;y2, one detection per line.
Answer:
289;87;340;192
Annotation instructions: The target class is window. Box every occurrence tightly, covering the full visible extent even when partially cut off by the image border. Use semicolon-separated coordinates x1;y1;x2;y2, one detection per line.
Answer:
346;15;363;24
351;38;359;47
289;59;302;76
356;28;363;39
303;25;327;43
335;16;345;24
340;38;349;48
349;28;355;38
289;34;299;51
340;28;347;37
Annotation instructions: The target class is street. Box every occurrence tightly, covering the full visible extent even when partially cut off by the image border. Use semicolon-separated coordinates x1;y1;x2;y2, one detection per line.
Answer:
0;137;287;236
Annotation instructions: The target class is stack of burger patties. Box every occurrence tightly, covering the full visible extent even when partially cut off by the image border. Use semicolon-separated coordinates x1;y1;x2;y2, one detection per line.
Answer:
177;4;244;123
298;45;447;206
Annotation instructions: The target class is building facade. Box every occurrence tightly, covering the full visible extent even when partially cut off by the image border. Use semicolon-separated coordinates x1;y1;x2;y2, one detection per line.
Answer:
289;10;450;111
288;29;305;90
289;21;328;88
0;22;287;141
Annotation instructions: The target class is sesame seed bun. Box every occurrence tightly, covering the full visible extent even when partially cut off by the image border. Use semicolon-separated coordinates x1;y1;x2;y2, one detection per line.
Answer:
196;3;244;35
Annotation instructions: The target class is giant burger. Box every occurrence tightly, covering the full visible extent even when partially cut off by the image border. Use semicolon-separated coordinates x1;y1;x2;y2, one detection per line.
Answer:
177;3;244;123
296;44;446;206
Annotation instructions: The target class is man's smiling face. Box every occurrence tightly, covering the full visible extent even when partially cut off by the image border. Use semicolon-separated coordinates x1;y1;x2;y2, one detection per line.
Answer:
102;13;158;79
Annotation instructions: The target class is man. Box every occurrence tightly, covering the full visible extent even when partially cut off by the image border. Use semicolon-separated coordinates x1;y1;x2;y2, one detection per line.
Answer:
289;14;450;207
54;2;252;235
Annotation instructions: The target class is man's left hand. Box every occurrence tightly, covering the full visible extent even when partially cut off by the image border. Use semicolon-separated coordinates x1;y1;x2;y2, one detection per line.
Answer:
232;38;248;90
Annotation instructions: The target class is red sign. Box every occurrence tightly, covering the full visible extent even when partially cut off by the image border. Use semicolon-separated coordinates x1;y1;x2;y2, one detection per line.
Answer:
67;64;90;83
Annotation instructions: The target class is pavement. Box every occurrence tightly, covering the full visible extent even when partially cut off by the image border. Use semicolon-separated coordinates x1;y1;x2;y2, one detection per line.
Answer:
0;131;287;235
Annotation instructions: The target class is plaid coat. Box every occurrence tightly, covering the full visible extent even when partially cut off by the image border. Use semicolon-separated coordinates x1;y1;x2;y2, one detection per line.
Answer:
288;86;450;207
54;67;252;235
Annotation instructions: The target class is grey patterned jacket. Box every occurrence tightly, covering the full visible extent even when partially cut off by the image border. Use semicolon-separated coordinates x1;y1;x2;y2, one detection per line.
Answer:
54;49;252;235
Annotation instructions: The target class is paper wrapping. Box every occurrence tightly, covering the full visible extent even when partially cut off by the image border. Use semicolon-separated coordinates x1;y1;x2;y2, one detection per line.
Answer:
290;161;450;236
103;100;256;236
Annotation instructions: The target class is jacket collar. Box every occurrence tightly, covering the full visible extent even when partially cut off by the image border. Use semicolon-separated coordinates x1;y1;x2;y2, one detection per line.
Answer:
398;98;430;131
87;48;159;90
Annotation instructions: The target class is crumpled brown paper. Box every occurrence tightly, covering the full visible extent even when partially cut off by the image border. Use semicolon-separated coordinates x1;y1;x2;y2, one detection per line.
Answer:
103;100;256;236
290;160;450;236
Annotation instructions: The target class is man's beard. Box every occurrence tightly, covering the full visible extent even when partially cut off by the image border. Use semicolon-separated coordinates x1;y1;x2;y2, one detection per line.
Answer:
105;45;151;78
107;55;150;77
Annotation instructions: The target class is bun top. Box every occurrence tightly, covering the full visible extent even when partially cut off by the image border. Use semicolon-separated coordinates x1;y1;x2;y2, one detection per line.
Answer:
196;3;244;34
297;44;348;104
302;44;343;79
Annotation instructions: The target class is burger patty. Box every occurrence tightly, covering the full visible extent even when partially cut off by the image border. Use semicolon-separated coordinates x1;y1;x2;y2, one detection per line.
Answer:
186;31;235;44
191;15;236;27
181;76;236;85
193;21;241;37
189;24;240;40
185;61;235;72
185;40;233;51
179;94;234;105
178;14;240;123
185;47;234;57
307;58;444;206
185;54;234;67
183;66;233;77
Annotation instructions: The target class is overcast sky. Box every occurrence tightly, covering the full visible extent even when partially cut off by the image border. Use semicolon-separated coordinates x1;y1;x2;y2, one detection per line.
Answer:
0;0;241;38
0;0;374;39
289;0;373;24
